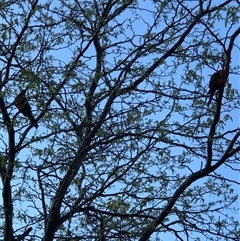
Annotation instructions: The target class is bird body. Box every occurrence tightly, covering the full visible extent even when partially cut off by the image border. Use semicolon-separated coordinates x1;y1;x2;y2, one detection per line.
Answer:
207;69;227;106
14;90;38;128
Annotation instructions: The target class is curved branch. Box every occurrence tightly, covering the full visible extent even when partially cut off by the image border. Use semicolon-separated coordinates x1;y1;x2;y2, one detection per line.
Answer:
4;0;39;85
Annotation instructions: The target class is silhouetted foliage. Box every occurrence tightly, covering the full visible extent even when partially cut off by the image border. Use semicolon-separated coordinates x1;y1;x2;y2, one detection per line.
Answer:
0;1;239;240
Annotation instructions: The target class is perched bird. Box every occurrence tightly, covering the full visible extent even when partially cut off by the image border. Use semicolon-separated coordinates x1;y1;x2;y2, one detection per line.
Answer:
14;89;38;128
207;69;227;106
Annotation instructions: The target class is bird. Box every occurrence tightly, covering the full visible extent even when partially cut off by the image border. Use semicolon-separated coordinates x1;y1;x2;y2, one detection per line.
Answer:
207;69;227;106
14;89;38;128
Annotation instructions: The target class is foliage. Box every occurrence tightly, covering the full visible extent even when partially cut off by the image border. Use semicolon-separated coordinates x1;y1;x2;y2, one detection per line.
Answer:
0;0;240;240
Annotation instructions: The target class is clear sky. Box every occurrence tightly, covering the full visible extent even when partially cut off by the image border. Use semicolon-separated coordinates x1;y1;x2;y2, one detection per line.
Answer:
0;1;239;240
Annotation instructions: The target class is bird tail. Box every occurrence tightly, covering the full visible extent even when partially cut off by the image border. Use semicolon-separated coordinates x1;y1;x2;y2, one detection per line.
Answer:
29;115;38;129
207;93;214;106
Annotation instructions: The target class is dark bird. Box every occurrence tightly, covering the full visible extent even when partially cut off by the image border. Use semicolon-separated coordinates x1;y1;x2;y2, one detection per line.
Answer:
207;69;227;106
14;89;38;128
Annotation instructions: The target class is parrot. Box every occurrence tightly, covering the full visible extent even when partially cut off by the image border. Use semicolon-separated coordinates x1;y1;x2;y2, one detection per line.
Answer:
14;89;38;128
207;69;227;106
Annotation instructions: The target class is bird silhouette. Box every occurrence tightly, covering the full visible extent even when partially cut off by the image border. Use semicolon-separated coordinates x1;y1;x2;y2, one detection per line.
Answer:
14;89;38;128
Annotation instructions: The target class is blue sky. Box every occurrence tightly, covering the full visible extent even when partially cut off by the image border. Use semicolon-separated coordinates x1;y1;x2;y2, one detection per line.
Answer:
0;1;239;240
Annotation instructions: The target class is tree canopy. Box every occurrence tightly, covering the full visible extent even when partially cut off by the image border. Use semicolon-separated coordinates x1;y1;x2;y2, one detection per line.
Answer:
0;0;240;240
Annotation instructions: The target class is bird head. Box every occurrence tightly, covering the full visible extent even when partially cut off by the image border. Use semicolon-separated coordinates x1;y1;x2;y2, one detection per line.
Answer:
219;69;228;78
20;89;27;96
